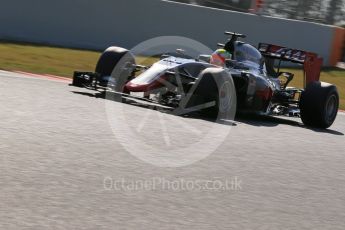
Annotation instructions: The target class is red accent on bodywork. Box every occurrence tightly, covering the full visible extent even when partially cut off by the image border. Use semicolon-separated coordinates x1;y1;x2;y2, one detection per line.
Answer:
304;53;323;85
125;82;150;92
125;75;167;92
256;87;273;101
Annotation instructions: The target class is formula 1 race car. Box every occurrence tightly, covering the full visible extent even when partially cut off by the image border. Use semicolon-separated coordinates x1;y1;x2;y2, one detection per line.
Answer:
72;32;339;129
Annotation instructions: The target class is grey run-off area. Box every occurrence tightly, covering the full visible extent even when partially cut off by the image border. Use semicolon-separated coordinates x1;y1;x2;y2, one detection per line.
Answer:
0;71;345;229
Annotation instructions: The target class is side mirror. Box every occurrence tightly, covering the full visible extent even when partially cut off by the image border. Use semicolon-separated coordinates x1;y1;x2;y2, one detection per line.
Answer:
198;55;211;63
176;49;186;55
160;54;171;60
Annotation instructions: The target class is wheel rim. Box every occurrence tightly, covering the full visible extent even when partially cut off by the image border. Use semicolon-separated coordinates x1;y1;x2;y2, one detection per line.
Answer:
325;94;338;123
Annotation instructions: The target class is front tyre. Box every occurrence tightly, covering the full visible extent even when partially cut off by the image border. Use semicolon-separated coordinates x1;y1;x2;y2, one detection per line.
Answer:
96;46;136;89
188;68;237;121
300;81;339;129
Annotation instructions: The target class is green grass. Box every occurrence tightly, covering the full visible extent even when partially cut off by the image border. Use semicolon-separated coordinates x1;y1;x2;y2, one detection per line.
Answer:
0;41;344;109
0;41;159;77
0;42;101;77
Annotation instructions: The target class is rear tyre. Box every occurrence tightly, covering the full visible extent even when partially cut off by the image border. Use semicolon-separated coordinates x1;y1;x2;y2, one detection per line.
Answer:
300;81;339;129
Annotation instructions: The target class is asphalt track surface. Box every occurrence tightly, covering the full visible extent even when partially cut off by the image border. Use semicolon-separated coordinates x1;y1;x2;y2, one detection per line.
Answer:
0;70;345;229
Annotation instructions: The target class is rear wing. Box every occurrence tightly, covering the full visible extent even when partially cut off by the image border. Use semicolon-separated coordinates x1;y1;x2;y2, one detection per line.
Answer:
258;43;323;86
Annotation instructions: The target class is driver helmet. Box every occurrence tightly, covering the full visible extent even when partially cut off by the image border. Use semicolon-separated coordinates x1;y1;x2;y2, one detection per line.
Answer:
210;49;232;67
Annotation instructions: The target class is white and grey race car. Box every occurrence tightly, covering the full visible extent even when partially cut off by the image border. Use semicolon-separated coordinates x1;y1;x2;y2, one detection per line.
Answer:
72;32;339;129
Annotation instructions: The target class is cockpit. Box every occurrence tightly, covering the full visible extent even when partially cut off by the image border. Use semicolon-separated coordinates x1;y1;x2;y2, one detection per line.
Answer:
225;42;266;75
233;42;263;66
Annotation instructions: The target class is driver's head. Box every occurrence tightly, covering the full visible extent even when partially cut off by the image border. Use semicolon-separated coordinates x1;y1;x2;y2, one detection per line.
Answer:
210;49;232;67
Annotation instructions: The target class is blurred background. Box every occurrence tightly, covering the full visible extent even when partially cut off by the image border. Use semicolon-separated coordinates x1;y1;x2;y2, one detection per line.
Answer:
172;0;345;26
